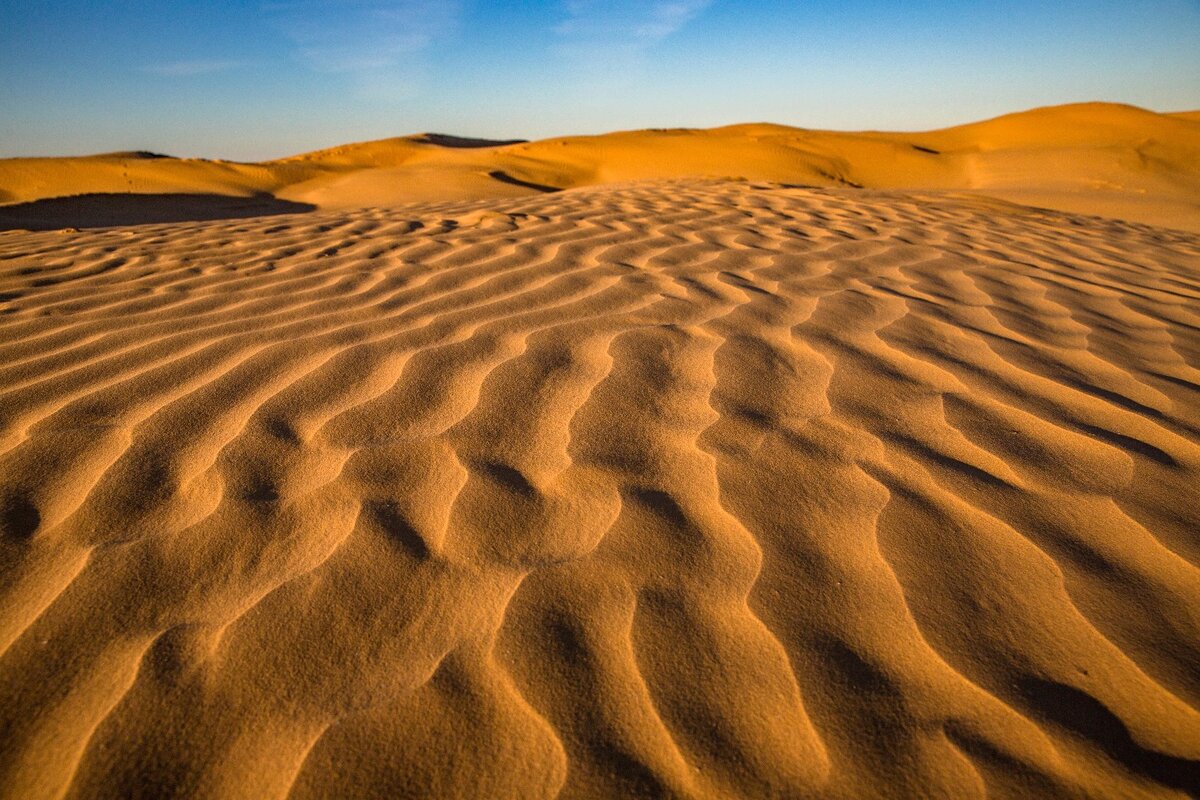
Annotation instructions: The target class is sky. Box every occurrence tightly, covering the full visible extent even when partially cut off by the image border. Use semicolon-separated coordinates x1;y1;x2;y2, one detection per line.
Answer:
2;0;1199;161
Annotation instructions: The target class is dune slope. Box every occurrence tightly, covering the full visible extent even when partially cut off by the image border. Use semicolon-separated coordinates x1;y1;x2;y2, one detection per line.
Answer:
2;103;1198;231
0;180;1199;798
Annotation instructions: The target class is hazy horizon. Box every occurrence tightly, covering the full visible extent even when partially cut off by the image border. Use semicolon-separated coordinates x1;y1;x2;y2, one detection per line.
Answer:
3;0;1200;161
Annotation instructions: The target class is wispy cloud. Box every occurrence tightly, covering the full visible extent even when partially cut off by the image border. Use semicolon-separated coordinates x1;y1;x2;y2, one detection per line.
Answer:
265;0;460;100
143;59;250;77
556;0;712;45
553;0;713;85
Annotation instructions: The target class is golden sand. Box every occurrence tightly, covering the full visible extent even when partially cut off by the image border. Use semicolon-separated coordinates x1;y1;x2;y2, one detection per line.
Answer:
1;106;1199;798
2;102;1198;232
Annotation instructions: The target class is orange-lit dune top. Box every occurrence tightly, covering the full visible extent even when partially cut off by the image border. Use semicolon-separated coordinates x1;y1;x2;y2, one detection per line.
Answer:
2;102;1198;231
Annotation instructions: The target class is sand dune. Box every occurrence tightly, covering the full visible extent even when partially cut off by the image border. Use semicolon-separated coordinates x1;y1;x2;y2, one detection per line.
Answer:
2;102;1198;231
1;176;1199;797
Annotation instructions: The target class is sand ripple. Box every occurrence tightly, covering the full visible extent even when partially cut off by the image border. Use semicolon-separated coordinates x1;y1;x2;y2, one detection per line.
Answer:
1;181;1198;798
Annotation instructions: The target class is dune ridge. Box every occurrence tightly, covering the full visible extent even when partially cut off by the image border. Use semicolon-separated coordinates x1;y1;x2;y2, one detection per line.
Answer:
2;102;1199;232
1;178;1199;797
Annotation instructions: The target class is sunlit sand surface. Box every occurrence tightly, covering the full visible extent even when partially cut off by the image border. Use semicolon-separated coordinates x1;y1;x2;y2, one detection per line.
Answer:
3;103;1198;232
1;106;1199;798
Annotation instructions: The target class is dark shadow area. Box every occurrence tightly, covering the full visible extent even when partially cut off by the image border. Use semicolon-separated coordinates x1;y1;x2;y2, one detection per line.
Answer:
414;133;527;148
623;487;690;528
0;193;316;231
1;493;40;539
92;150;173;159
473;460;538;498
1018;677;1200;793
1149;370;1200;396
487;170;560;193
810;634;901;698
239;481;281;504
1075;422;1180;467
364;501;431;561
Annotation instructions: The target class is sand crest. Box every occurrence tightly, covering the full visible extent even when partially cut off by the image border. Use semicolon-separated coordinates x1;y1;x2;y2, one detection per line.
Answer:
3;102;1198;232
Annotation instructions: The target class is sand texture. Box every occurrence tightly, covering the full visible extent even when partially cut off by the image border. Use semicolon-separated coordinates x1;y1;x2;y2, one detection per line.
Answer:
3;103;1199;233
1;176;1199;798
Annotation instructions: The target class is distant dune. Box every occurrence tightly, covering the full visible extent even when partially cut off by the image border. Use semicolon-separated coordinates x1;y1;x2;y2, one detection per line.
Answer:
1;107;1200;799
2;102;1198;231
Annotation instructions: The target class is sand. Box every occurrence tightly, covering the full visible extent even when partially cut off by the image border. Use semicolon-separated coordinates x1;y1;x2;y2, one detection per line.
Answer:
3;102;1199;232
1;107;1200;799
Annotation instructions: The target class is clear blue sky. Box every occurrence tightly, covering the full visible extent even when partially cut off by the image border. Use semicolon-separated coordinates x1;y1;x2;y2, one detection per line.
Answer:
3;0;1199;160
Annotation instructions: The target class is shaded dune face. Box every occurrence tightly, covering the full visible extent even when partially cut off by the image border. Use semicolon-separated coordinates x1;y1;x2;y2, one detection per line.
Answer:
0;193;317;231
0;180;1198;798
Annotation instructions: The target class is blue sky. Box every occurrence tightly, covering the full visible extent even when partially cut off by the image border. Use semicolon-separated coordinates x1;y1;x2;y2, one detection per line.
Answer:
2;0;1199;160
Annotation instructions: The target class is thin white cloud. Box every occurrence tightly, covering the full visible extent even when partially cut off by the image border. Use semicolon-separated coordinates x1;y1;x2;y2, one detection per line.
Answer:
556;0;713;44
553;0;713;88
144;60;250;77
637;1;714;40
263;0;460;102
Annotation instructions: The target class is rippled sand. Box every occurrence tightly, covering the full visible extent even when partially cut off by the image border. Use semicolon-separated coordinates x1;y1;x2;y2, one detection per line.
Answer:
1;181;1199;798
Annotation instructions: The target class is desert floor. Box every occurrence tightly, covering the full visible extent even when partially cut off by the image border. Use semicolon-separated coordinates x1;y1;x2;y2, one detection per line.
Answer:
1;107;1200;799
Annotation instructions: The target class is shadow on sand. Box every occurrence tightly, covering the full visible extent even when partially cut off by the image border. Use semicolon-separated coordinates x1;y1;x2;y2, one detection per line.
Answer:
487;170;560;193
0;193;317;231
412;133;527;148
